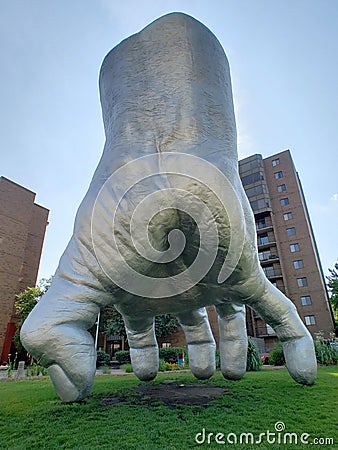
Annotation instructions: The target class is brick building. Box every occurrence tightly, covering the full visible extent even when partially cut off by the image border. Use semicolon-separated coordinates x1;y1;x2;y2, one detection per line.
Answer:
0;177;49;363
239;150;334;350
157;150;334;352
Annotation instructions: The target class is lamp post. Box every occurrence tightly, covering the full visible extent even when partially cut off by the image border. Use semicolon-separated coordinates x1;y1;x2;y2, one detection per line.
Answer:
95;310;101;350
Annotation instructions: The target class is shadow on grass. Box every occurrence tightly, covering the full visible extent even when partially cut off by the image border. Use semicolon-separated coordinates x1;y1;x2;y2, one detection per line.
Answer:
100;381;229;408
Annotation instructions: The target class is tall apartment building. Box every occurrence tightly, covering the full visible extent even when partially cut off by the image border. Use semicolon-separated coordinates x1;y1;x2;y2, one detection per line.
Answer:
0;177;49;363
155;149;334;354
239;150;334;350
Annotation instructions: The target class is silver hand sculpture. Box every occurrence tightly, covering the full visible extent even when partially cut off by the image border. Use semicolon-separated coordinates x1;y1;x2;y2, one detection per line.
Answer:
21;13;317;402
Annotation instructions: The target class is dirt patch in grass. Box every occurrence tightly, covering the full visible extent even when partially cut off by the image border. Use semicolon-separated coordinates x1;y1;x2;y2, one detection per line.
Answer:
102;381;228;408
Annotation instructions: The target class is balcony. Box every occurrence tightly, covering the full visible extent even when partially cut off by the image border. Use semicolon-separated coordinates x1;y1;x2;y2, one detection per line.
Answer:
256;219;273;232
263;268;283;280
257;237;276;248
259;252;279;264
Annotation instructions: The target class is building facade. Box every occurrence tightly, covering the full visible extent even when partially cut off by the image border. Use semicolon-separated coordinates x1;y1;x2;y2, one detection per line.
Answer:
0;177;49;363
155;150;334;353
239;150;334;350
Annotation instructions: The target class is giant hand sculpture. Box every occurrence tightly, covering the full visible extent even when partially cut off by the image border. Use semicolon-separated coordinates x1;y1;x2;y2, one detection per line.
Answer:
21;13;317;402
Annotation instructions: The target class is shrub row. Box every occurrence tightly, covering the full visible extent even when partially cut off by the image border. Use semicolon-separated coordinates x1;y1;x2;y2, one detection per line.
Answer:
159;347;187;362
268;335;338;367
109;342;264;372
113;348;188;366
121;358;187;373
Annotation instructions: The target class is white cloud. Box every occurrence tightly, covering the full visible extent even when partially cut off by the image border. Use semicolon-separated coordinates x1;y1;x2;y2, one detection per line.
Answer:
331;193;338;201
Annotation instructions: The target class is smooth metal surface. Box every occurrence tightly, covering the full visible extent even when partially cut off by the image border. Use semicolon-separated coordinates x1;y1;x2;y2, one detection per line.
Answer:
21;13;317;402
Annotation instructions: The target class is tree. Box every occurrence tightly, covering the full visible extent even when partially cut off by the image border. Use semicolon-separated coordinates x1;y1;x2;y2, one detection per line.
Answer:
327;262;338;309
155;314;179;337
14;279;179;349
100;305;178;339
13;277;52;350
101;305;127;339
327;262;338;326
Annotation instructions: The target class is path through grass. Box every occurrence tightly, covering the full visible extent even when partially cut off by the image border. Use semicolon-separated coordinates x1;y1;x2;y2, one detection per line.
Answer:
0;367;337;449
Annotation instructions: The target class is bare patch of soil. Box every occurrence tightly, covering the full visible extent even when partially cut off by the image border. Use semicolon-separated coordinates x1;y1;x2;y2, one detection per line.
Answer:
102;382;228;408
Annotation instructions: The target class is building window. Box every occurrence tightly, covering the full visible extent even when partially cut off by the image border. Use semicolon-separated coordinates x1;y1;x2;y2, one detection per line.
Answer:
290;243;300;252
246;185;266;198
297;277;308;287
266;324;276;335
242;172;263;186
259;250;278;261
293;260;304;269
256;218;266;229
239;159;260;173
286;227;296;236
280;197;289;206
162;342;172;348
272;158;280;167
283;212;293;221
258;233;269;246
301;295;312;306
304;315;316;326
250;198;269;211
259;250;270;261
263;265;275;278
278;184;286;192
274;171;283;179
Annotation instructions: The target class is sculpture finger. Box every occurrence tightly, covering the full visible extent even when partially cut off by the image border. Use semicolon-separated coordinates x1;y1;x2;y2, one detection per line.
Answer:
247;274;317;385
177;307;216;379
121;311;158;381
216;303;247;380
20;274;103;402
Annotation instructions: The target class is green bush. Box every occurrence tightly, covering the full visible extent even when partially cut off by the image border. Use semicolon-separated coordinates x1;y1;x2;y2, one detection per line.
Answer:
115;350;131;365
158;358;167;372
269;342;286;366
246;338;262;371
101;365;111;374
96;350;110;367
115;347;189;366
314;332;338;365
159;347;187;363
27;363;48;377
124;363;133;373
269;334;338;367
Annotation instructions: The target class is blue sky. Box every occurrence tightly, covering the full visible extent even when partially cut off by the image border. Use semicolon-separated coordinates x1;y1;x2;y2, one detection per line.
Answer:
1;0;337;280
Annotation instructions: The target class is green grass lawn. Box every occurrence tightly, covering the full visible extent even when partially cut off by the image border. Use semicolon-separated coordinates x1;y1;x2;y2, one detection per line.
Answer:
0;367;337;449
